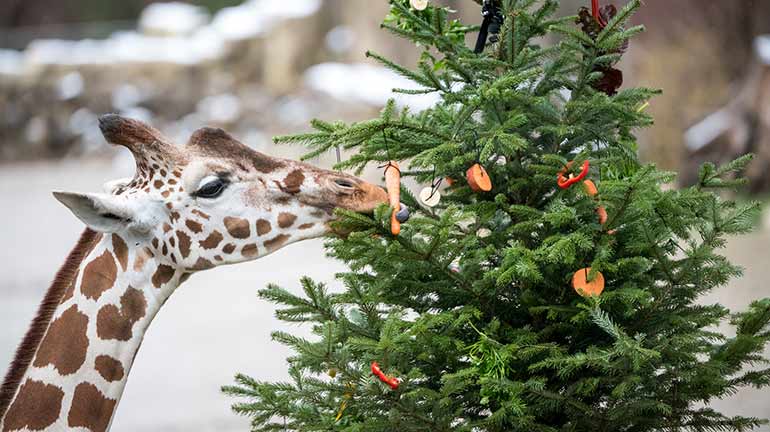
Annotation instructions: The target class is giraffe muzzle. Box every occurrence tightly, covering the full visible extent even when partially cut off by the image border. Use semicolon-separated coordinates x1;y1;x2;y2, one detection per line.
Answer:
322;174;388;214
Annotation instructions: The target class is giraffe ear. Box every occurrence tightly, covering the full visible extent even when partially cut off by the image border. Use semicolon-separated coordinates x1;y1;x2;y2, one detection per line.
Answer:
53;191;140;234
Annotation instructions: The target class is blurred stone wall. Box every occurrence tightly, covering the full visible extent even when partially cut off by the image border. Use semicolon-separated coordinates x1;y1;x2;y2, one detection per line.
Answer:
0;1;355;161
0;0;454;162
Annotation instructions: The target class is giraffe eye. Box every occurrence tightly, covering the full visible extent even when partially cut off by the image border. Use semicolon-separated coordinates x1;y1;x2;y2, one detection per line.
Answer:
195;177;228;199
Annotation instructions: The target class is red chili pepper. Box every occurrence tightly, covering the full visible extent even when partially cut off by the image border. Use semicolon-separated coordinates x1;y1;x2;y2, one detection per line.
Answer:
371;361;399;390
557;160;590;189
591;0;600;21
592;0;609;27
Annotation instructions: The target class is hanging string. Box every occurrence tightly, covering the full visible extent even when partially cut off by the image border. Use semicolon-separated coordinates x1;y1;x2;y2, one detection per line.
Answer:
378;130;401;176
426;165;443;200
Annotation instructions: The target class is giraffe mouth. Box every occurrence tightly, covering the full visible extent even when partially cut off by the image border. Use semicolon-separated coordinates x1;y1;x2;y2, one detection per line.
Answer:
331;180;388;214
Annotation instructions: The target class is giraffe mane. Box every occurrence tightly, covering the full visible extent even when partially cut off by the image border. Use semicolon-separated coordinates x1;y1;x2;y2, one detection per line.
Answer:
0;228;100;421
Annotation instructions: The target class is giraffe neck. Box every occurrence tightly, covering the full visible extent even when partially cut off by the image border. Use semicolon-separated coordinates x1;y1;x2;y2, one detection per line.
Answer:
1;232;183;432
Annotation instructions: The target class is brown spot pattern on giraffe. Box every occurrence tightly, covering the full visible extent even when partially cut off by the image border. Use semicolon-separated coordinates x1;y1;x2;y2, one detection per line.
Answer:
298;223;315;230
176;231;191;258
153;180;163;189
192;209;210;220
241;244;259;258
224;217;250;239
32;305;89;375
264;234;290;253
1;379;64;431
95;355;125;382
222;243;236;254
152;264;175;288
200;231;223;249
274;195;291;206
277;213;297;228
256;219;272;236
67;382;116;432
96;287;147;341
133;248;152;272
185;219;203;233
281;169;305;194
112;234;128;271
190;257;214;271
80;250;117;300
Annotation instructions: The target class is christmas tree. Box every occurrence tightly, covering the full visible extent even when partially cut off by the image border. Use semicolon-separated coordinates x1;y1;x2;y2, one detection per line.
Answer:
223;1;770;430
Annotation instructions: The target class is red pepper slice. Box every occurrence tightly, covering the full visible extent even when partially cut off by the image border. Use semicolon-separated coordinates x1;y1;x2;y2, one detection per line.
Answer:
557;160;590;189
591;0;607;26
371;361;399;390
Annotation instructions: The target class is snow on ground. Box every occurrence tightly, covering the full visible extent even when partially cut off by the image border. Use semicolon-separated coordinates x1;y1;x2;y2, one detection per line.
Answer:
4;0;322;68
755;35;770;65
24;28;227;66
211;0;322;41
684;109;734;152
0;49;23;76
56;71;85;100
139;2;210;36
303;62;443;111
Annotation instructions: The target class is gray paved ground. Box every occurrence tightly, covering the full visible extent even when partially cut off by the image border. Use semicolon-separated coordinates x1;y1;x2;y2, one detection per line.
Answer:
0;159;768;430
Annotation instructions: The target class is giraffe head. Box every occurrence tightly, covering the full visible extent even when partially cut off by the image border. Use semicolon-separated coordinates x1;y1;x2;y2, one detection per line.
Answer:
53;114;387;272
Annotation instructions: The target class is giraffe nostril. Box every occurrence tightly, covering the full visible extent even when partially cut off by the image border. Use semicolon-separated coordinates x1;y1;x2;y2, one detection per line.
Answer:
333;178;356;189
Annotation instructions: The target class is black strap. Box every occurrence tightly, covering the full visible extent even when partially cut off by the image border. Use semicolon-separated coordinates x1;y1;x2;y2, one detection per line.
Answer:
474;0;503;54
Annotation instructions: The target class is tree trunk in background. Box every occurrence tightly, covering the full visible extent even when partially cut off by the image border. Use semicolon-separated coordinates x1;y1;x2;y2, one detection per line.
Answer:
628;0;770;174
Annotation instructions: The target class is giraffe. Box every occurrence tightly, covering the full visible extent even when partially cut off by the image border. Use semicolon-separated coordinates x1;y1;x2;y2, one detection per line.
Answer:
0;114;388;432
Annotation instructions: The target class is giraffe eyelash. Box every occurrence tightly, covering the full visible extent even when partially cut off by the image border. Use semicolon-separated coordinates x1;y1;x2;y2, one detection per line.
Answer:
193;176;229;199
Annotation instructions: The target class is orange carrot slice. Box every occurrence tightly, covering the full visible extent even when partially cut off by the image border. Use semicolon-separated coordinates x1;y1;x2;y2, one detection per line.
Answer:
466;163;492;192
597;206;608;225
385;161;401;235
572;267;605;297
583;179;598;197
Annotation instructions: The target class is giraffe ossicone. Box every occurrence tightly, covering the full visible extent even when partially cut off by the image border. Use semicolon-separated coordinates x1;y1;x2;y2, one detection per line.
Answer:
0;114;388;432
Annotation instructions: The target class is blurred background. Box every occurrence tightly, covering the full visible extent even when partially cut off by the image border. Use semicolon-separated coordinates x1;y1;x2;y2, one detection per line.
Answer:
1;0;769;430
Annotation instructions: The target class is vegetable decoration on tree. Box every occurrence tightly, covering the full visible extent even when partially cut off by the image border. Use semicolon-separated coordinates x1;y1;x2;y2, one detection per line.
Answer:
371;361;400;390
572;267;605;297
224;1;770;431
557;159;590;189
577;0;628;95
384;161;404;235
466;162;492;192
